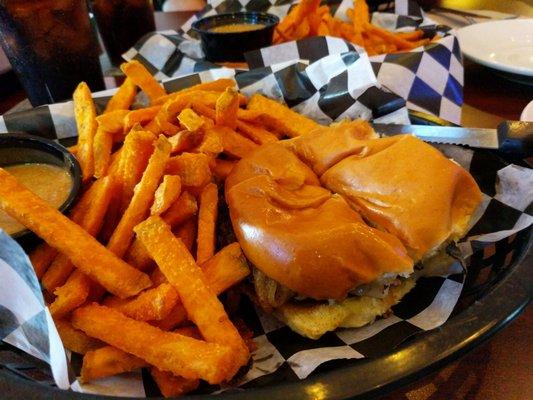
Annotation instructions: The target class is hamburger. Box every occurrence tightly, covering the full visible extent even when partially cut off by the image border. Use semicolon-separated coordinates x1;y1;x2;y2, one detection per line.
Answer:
225;121;482;339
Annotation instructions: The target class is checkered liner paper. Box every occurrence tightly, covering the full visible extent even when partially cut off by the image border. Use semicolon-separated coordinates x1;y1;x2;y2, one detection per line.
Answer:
125;0;463;124
0;10;531;400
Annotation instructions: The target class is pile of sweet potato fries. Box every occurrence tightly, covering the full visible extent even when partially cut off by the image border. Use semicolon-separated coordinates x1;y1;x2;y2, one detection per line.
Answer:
0;60;325;396
274;0;435;55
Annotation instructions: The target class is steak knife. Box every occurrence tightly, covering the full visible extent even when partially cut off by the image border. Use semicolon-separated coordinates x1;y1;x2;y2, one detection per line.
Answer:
372;121;533;157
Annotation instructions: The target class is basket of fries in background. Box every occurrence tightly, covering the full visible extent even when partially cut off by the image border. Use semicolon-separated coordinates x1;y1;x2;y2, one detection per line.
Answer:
0;52;532;399
123;0;463;125
273;0;437;55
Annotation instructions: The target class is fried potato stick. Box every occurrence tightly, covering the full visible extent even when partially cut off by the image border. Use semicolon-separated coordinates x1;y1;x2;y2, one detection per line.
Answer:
165;153;212;188
29;243;57;279
42;176;115;293
155;243;250;331
104;77;137;112
54;319;103;355
72;304;234;384
108;135;171;258
103;283;179;321
93;127;114;179
151;368;200;398
247;94;320;137
153;79;236;106
196;183;218;264
211;159;237;181
121;60;166;103
0;169;151;298
80;345;147;382
73;82;97;181
150;175;182;215
134;217;250;379
215;88;239;129
217;126;259;159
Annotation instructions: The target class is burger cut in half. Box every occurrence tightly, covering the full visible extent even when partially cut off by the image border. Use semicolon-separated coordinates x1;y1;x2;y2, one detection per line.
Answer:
225;121;482;339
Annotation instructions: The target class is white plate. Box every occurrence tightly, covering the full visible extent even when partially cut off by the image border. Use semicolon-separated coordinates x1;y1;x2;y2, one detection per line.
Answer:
0;48;11;74
521;99;533;121
457;19;533;77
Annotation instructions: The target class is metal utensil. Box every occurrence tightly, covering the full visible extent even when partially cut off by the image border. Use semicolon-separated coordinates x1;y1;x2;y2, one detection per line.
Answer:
372;121;533;157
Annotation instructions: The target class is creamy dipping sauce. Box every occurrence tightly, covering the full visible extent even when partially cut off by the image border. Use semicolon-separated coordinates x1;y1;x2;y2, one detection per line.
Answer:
210;23;265;33
0;163;72;235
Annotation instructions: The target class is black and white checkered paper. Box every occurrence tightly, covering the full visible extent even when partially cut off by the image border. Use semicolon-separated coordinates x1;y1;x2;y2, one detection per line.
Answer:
0;40;532;400
124;0;463;124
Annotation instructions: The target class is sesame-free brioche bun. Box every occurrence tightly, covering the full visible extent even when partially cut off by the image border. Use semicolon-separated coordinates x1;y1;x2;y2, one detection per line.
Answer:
225;121;482;301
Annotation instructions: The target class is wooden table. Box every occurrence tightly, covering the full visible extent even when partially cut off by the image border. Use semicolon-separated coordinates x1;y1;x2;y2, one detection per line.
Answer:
0;12;531;400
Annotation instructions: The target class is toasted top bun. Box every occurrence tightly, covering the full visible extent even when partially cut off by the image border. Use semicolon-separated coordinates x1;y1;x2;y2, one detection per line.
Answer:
319;134;482;260
225;121;482;300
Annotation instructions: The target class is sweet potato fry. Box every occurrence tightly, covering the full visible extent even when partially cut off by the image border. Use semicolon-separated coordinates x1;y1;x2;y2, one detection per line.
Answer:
120;60;166;103
108;135;171;258
190;101;216;120
196;183;218;264
155;303;188;331
364;23;416;50
175;218;196;253
236;120;279;145
153;79;236;106
193;128;223;156
104;77;137;112
29;243;57;279
123;106;161;133
167;130;201;154
216;126;259;159
42;176;115;293
72;304;234;384
104;283;179;321
155;244;249;331
247;94;320;137
134;216;250;379
125;191;197;271
178;108;205;132
157;119;181;136
96;110;129;133
73;82;97;181
93;127;113;178
161;191;198;228
215;88;239;129
124;237;155;272
49;270;91;317
0;169;151;298
80;345;147;382
165;153;212;188
201;243;250;293
151;368;199;398
55;319;103;355
151;268;167;286
150;175;182;215
117;130;156;213
211;159;237;181
236;108;262;122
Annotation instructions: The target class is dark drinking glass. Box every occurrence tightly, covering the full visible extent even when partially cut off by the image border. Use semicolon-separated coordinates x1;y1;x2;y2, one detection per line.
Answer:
0;0;105;107
91;0;156;66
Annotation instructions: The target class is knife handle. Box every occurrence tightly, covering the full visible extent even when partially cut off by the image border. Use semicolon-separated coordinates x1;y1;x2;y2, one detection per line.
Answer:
498;121;533;157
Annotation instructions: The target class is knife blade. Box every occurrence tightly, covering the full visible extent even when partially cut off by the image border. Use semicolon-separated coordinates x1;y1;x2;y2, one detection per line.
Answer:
372;121;533;156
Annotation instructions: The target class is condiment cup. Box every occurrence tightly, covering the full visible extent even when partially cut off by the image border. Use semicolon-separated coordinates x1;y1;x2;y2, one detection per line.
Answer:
0;133;81;243
192;12;279;62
